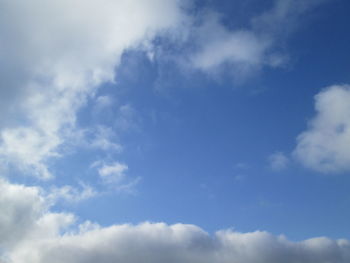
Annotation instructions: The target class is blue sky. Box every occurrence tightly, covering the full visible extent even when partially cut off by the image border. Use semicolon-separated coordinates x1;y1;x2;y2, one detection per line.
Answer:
1;0;350;262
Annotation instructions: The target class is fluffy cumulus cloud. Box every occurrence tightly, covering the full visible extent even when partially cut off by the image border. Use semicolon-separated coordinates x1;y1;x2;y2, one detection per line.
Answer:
294;85;350;173
0;179;349;263
0;0;187;179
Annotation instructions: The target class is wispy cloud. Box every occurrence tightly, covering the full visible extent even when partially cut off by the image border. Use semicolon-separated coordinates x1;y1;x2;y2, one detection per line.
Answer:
188;0;328;79
48;183;97;204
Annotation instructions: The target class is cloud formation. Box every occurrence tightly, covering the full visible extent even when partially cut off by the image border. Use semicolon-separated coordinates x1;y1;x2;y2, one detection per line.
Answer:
294;85;350;173
0;0;186;179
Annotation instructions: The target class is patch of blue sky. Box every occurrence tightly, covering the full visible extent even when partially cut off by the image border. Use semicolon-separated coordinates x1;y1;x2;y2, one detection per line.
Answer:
33;0;350;243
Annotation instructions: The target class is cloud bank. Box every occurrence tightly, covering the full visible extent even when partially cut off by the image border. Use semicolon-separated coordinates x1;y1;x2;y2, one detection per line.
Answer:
1;179;349;263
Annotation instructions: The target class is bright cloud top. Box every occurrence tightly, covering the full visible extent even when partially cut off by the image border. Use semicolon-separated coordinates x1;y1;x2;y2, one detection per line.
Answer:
1;179;350;263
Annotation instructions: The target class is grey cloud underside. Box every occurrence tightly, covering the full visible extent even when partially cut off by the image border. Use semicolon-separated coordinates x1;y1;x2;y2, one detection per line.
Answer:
8;224;350;263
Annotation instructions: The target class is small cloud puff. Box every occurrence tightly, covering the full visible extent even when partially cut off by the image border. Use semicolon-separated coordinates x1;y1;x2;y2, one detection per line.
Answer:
269;151;289;171
98;162;128;183
91;160;140;193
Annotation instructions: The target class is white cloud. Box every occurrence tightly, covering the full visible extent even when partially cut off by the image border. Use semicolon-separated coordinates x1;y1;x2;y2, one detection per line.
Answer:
293;85;350;173
0;0;187;179
269;152;289;171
